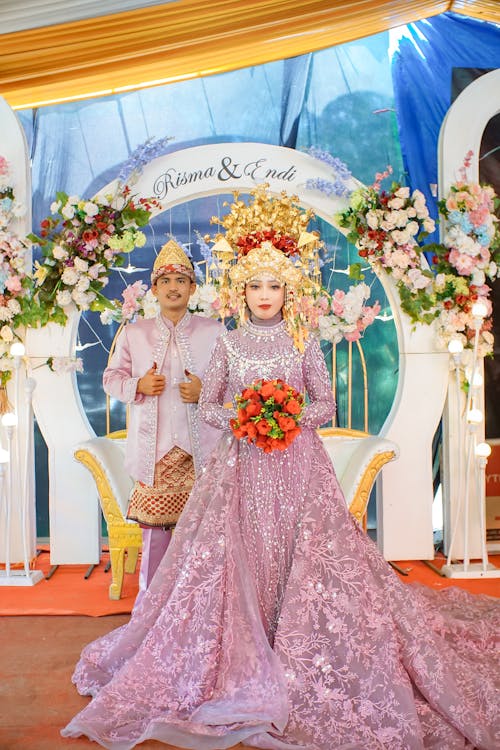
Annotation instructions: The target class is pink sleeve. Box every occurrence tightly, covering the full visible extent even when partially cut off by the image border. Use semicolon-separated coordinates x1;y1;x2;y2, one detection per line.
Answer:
300;335;336;428
199;336;236;431
102;326;145;405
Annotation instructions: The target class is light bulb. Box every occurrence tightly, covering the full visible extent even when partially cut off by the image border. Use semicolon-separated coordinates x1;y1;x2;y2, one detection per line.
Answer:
0;447;10;463
1;412;18;428
471;301;488;319
448;339;464;355
10;341;25;358
475;442;492;458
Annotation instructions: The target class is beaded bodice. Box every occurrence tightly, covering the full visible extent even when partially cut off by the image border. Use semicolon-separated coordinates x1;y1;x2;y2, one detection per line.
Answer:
199;320;335;431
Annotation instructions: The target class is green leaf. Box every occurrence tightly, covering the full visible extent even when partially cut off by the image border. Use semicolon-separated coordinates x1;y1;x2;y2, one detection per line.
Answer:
348;263;364;281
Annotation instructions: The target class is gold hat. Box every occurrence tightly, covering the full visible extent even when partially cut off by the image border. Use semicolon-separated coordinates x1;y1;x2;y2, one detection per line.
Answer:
151;239;195;283
207;184;324;350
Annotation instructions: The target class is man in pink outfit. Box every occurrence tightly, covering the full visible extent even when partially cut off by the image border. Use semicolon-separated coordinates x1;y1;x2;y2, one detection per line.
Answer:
103;239;224;602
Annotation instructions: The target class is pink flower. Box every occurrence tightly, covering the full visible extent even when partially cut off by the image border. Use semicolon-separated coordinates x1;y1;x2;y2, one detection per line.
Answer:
449;250;476;276
344;329;361;342
5;275;22;293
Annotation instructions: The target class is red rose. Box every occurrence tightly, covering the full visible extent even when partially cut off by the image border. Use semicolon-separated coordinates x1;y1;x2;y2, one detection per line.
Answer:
284;398;301;415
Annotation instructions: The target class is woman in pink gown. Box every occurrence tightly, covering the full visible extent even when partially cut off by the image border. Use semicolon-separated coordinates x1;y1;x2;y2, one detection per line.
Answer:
62;188;499;750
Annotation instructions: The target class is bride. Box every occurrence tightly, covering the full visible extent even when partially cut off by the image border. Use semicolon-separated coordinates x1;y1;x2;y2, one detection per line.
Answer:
62;186;499;750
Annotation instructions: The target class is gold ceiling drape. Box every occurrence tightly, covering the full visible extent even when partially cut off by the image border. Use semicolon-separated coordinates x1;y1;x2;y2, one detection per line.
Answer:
1;0;498;109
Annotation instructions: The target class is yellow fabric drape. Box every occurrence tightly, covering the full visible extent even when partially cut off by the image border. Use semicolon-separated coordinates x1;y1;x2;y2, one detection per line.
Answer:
0;0;498;110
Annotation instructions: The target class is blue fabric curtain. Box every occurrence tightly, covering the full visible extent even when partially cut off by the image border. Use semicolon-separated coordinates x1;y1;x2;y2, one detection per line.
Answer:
391;11;500;243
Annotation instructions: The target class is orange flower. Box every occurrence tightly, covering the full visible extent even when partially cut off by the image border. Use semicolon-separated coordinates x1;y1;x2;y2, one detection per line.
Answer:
255;434;269;449
246;401;261;417
278;415;296;432
256;419;272;435
230;420;248;440
242;388;260;401
246;422;258;439
237;408;249;425
260;381;276;400
284;427;301;445
272;388;286;404
284;398;302;415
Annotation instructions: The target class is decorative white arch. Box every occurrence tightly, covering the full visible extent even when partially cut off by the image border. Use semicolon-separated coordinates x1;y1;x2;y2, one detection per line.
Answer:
26;143;449;563
439;69;500;559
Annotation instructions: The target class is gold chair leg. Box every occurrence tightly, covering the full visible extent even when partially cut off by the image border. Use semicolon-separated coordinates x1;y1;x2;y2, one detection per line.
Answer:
108;546;125;600
125;546;139;574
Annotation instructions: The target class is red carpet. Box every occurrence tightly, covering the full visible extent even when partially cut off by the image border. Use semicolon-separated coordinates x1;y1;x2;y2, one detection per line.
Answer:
0;548;498;617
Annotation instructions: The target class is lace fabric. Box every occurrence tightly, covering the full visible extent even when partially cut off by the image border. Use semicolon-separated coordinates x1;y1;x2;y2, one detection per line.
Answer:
62;323;500;750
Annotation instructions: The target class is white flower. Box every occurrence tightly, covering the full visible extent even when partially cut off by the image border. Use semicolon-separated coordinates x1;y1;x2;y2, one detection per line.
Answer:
6;299;20;314
394;186;410;199
471;269;485;287
391;228;412;246
61;267;79;285
434;273;446;291
0;307;13;321
71;290;91;309
381;213;398;231
407;268;431;290
388;197;404;210
56;290;72;307
87;263;103;279
366;210;381;230
50;356;84;375
100;308;116;325
423;218;435;233
141;290;160;318
74;257;89;273
50;200;62;214
52;245;69;260
0;325;13;342
406;221;420;237
76;276;91;292
83;202;99;217
61;203;76;220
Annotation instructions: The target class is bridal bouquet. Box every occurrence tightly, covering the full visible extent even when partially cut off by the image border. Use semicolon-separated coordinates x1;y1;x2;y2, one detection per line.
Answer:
230;378;304;453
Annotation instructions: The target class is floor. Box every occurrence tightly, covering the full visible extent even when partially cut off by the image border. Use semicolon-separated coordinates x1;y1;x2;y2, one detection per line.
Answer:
0;614;255;750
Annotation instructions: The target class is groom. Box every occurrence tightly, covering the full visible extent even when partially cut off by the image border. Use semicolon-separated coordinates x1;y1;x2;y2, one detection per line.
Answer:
103;239;224;601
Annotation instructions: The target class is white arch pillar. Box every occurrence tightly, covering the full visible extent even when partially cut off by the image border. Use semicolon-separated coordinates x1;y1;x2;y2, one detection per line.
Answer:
438;69;500;559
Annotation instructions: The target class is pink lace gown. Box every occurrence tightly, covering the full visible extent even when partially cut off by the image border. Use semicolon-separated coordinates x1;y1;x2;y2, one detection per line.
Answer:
62;320;499;750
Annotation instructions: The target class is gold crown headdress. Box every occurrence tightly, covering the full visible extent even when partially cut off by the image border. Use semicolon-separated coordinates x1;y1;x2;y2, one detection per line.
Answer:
207;184;323;350
151;238;195;284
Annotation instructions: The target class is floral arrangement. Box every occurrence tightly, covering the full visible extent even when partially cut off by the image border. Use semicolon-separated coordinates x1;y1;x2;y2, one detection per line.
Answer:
336;157;500;355
336;167;436;309
24;185;161;327
317;283;381;344
0;158;31;386
230;379;304;453
427;153;500;354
